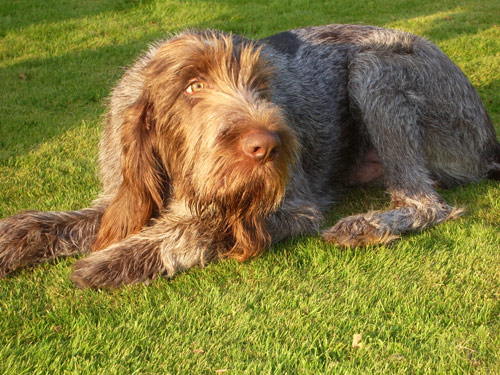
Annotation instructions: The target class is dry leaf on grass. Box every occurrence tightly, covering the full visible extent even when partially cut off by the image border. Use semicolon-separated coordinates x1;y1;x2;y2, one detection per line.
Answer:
352;333;363;348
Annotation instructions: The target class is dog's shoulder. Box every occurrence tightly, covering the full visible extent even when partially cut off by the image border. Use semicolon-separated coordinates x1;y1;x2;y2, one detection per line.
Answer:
259;31;303;57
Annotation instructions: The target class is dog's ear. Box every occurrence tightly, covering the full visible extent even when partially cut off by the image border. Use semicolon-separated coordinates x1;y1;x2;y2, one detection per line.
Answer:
93;94;167;251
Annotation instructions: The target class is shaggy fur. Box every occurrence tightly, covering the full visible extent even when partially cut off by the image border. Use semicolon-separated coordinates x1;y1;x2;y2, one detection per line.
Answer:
1;25;499;288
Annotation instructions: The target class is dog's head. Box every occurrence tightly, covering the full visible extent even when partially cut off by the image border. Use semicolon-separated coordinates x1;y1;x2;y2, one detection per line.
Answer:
94;31;297;260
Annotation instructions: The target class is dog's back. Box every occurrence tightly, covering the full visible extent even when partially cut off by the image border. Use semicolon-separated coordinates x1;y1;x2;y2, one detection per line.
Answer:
262;24;499;192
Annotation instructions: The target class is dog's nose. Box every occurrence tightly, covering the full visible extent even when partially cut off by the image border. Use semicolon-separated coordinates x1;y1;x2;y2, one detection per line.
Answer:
241;130;281;162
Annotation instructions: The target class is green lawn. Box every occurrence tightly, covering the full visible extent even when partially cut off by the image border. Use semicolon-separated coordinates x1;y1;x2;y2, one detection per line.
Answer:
1;0;499;374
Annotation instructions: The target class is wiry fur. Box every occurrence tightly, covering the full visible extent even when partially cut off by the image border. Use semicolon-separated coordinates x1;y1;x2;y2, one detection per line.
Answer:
1;25;499;288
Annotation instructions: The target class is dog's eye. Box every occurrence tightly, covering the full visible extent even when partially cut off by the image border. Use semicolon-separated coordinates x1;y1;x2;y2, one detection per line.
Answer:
185;81;204;95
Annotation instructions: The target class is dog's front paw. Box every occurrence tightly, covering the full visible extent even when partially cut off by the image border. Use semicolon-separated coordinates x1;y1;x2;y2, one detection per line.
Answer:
322;214;399;247
0;223;16;278
0;240;16;278
70;250;126;289
70;244;163;289
0;216;42;277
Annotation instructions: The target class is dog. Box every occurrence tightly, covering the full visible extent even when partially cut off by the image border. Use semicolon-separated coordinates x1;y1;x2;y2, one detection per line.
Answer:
1;24;499;288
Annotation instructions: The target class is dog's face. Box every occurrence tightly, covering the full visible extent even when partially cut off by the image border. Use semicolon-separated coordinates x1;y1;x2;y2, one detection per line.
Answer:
152;33;297;216
94;32;297;260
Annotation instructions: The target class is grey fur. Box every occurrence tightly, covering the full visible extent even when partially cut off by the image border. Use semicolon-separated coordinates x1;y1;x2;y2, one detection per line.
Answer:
1;24;498;288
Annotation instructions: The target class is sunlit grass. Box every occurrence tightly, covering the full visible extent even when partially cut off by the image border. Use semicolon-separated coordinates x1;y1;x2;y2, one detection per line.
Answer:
0;0;499;374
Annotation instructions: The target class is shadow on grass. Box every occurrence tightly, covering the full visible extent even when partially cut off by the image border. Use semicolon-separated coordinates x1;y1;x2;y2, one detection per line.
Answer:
2;0;498;159
0;38;157;162
0;0;153;36
2;0;498;162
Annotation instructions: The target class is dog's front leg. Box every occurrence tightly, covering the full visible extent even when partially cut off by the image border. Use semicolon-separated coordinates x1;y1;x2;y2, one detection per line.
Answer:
70;212;221;289
0;205;105;277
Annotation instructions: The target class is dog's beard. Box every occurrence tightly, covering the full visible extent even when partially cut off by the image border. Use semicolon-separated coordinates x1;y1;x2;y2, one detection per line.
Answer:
174;113;297;260
184;154;290;261
216;163;289;261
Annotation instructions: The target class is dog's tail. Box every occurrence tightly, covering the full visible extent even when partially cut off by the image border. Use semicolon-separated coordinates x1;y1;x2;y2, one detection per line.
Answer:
487;142;500;181
0;203;105;277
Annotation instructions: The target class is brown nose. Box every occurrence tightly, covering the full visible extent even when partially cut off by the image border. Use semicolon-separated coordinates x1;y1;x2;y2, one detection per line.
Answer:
241;130;281;162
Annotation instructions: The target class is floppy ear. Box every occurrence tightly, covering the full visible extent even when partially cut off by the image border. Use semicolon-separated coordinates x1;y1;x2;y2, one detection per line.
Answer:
93;94;167;251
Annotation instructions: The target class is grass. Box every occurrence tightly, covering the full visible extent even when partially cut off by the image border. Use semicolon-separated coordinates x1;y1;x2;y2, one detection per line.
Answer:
0;0;499;374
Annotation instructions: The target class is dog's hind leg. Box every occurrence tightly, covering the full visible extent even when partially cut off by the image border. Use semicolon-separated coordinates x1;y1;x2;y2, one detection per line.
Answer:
322;193;463;247
321;114;462;248
324;59;461;246
323;39;499;247
0;203;106;277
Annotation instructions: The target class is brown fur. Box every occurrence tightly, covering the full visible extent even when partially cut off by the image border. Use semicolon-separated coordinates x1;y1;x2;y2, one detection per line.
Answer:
93;94;165;251
94;32;297;262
